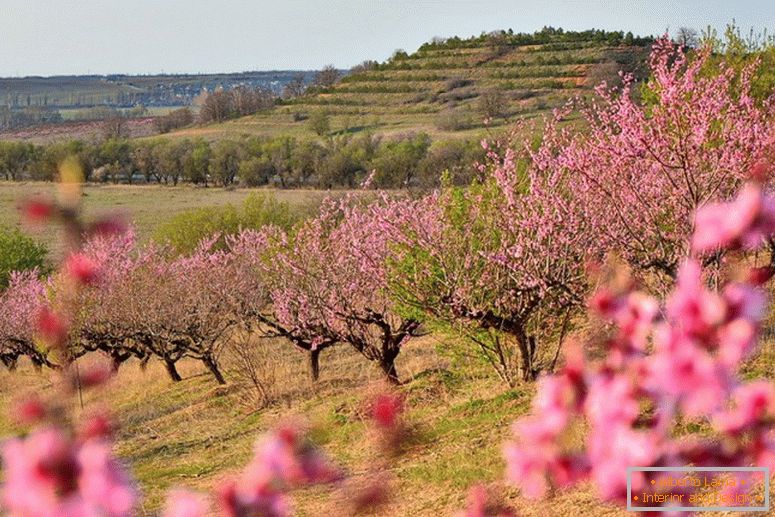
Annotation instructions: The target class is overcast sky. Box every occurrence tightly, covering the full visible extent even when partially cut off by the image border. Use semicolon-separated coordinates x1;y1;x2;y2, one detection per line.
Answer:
0;0;772;77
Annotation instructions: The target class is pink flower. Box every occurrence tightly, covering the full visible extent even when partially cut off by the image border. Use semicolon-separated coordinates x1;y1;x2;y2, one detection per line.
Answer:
650;330;727;416
666;261;726;338
588;424;659;501
12;395;47;425
88;216;128;238
65;253;100;285
216;479;288;517
77;440;137;516
78;411;115;441
371;393;403;430
1;428;136;517
78;361;115;389
36;307;69;348
20;199;55;223
503;440;551;499
163;490;209;517
456;484;516;517
714;381;775;433
693;184;775;252
585;375;639;426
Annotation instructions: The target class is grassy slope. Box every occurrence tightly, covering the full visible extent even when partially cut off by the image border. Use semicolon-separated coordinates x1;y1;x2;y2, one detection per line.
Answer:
166;40;648;142
2;338;772;515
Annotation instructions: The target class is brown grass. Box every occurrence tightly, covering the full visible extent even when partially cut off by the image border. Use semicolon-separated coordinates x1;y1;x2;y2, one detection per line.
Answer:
3;335;773;515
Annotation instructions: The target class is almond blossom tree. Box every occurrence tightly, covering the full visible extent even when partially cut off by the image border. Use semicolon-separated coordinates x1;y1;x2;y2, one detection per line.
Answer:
534;37;773;287
226;227;339;382
65;231;150;369
504;177;775;508
268;195;424;384
163;239;241;384
389;136;590;384
0;271;53;370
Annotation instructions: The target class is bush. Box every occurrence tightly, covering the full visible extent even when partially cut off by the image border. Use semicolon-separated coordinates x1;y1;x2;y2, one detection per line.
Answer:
308;110;331;136
435;109;473;131
153;108;194;134
238;156;275;187
153;193;301;254
0;227;48;289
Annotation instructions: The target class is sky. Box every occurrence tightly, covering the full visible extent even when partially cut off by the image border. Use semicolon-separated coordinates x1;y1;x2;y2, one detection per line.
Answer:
0;0;772;77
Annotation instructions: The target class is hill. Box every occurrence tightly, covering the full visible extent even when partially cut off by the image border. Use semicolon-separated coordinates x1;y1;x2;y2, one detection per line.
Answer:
172;28;652;141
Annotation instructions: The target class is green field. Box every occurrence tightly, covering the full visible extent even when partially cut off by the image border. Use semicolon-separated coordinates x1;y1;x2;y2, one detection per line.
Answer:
0;182;326;253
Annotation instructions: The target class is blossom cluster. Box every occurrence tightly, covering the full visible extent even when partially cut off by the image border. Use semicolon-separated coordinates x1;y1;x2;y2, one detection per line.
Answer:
504;180;775;507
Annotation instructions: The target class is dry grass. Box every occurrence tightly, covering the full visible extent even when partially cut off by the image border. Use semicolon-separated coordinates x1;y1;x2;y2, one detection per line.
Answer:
3;336;773;515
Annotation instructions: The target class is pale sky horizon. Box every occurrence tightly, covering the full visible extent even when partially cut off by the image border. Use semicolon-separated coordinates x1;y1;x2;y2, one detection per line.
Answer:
0;0;772;77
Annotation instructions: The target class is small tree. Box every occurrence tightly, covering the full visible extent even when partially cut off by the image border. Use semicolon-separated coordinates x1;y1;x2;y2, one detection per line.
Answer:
269;196;424;384
308;110;330;137
314;65;340;88
282;73;307;99
209;140;242;187
477;90;507;120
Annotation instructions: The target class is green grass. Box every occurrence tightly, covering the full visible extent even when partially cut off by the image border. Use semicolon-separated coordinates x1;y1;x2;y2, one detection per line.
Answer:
0;182;326;254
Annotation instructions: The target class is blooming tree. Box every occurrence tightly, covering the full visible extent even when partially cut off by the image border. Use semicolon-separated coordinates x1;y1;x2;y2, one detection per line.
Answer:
533;38;773;286
0;271;53;370
226;227;339;382
268;195;424;384
389;135;590;384
504;176;775;508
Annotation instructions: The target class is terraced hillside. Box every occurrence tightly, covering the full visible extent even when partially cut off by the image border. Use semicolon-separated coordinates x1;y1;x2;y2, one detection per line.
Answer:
176;30;652;141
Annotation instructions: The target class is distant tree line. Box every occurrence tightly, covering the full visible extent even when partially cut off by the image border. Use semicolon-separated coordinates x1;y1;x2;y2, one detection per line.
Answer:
0;133;484;189
416;27;654;53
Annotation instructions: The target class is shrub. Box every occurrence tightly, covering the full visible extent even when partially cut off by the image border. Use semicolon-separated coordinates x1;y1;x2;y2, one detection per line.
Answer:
0;227;48;289
435;109;473;131
152;193;300;254
308;110;331;136
153;107;194;134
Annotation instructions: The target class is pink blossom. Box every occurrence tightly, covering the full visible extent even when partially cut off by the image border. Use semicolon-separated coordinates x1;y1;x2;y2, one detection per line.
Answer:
36;307;69;349
1;428;136;517
19;198;55;223
64;253;100;285
162;490;209;517
456;485;516;517
693;183;775;252
714;381;775;434
371;393;403;430
11;395;47;426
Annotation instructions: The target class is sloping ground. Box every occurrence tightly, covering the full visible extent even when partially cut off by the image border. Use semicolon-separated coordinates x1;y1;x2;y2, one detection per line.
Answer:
174;36;650;142
0;117;158;144
1;336;771;516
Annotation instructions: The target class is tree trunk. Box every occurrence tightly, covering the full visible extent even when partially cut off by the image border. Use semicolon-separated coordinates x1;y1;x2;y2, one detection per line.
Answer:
379;355;400;385
309;348;321;382
519;334;538;382
202;354;226;385
164;358;182;382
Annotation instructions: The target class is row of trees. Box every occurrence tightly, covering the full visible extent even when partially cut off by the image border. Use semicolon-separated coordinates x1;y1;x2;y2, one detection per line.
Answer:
1;39;772;389
0;132;484;188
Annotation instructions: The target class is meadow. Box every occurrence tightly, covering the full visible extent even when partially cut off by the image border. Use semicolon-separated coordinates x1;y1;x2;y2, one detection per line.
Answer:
0;182;326;253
